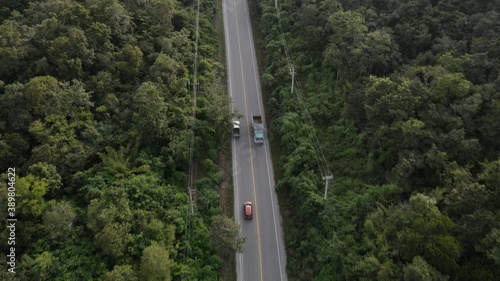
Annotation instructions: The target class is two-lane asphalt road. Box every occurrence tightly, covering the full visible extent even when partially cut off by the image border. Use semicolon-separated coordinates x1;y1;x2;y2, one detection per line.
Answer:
223;0;288;280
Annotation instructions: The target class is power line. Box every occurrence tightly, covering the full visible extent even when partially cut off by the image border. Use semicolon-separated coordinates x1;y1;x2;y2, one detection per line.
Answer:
184;0;201;279
273;0;333;190
288;66;329;177
288;61;330;178
188;0;201;216
295;79;330;173
296;90;329;177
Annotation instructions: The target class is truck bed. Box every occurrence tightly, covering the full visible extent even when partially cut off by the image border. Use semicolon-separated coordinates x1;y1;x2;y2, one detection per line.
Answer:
251;114;264;143
252;115;263;124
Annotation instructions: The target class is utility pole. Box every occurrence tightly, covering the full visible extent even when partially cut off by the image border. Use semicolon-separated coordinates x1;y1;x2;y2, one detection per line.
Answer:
188;188;196;215
323;175;333;199
187;0;201;218
183;0;200;279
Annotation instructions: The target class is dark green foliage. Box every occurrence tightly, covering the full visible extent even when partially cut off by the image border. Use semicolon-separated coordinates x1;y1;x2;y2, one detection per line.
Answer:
255;0;500;279
0;0;230;279
208;215;246;260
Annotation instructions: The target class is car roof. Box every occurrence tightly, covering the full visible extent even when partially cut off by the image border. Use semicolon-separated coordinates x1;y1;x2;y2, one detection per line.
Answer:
245;204;252;215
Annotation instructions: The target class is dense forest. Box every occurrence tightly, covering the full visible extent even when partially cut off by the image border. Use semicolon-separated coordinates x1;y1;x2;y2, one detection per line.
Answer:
0;0;238;280
254;0;500;280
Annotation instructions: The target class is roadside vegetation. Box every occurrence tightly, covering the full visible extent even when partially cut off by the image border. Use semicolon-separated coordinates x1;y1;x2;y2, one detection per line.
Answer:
254;0;500;279
0;0;239;280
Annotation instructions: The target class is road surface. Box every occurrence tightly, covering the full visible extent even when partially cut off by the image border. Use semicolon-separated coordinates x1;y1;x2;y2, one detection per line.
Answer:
222;0;288;280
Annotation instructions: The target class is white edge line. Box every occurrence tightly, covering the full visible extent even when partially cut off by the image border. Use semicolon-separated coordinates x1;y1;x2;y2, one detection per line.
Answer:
242;0;286;280
222;2;244;281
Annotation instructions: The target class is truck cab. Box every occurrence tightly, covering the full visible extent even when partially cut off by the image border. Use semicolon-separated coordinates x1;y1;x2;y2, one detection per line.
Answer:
254;130;264;143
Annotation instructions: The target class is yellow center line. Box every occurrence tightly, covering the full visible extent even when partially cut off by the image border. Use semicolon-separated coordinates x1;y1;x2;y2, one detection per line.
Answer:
231;0;264;280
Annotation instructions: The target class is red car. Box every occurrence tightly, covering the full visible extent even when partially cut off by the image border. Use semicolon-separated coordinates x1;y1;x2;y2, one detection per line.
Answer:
243;201;253;220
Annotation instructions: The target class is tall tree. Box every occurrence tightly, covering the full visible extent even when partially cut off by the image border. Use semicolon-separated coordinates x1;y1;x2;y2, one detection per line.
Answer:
208;215;246;260
139;241;173;281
